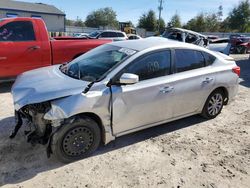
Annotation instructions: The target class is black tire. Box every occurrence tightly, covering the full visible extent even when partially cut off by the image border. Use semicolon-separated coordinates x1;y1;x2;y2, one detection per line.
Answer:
51;116;101;163
201;89;225;119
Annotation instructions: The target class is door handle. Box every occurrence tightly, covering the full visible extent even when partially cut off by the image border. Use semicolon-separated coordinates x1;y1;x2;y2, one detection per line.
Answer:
202;77;214;84
160;86;174;93
0;57;7;60
27;46;40;50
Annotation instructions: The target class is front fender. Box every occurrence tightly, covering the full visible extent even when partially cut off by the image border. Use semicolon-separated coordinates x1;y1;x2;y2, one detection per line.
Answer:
44;90;111;121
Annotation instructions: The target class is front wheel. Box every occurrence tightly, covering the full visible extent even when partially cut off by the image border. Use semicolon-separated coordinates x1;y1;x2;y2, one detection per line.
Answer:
51;117;101;163
201;89;225;119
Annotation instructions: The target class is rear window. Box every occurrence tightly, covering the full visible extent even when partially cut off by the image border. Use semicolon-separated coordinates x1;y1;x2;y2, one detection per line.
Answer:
175;49;205;73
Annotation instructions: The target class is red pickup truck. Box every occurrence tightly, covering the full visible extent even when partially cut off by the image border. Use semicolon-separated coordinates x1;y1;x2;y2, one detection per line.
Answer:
0;17;110;80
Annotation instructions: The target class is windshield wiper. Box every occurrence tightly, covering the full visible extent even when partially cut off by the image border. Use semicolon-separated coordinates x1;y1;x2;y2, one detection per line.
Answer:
83;81;95;94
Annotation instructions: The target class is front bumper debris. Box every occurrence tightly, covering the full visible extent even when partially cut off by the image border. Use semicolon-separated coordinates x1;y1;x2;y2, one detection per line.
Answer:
9;111;23;139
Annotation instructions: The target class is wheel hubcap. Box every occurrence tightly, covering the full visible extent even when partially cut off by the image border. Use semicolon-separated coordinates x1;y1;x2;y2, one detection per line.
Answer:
207;93;223;116
62;127;94;157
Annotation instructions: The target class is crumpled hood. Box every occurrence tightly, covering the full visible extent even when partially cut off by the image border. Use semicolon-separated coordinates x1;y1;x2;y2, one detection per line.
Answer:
12;65;89;110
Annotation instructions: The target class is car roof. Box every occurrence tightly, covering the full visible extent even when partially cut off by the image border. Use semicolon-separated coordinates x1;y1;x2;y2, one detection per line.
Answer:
109;37;206;51
100;30;124;33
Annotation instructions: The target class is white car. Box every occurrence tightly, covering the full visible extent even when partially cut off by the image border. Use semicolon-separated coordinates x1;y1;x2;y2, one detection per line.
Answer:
88;30;128;41
11;37;240;162
127;34;142;40
208;38;231;55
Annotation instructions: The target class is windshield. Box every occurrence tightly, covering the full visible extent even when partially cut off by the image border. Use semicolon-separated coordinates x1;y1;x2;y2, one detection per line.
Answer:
162;30;183;41
61;44;136;82
89;31;101;38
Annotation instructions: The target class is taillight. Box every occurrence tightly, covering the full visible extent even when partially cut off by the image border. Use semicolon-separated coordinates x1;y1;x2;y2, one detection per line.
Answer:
232;66;240;76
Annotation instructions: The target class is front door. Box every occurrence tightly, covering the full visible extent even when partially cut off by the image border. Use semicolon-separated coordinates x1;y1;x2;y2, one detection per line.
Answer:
0;20;42;78
111;50;174;135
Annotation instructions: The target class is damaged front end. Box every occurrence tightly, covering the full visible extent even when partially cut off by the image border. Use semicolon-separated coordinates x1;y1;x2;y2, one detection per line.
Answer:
10;101;57;156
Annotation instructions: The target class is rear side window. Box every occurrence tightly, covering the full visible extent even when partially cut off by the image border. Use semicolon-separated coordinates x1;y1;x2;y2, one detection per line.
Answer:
202;52;216;66
100;32;118;38
125;50;171;81
109;32;118;37
0;21;35;41
117;32;125;37
175;49;205;73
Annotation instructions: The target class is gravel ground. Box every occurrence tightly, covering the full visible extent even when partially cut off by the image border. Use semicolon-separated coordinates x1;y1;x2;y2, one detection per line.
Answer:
0;55;249;188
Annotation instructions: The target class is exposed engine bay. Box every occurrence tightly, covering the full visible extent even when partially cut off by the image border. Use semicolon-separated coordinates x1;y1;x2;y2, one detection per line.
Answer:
10;102;54;155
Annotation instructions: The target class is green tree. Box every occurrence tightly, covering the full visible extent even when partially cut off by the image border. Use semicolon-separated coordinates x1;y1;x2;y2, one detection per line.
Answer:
217;5;223;22
74;17;85;27
85;7;119;28
138;10;157;31
184;12;221;32
157;18;166;33
227;0;250;32
127;21;135;28
167;13;182;28
184;13;206;32
220;17;231;32
65;19;75;26
205;13;221;32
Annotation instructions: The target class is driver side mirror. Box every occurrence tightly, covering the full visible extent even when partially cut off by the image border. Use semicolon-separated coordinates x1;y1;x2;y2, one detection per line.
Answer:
119;73;139;85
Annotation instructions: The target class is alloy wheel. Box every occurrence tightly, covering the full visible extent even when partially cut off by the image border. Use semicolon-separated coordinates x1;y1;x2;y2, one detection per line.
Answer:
207;93;223;116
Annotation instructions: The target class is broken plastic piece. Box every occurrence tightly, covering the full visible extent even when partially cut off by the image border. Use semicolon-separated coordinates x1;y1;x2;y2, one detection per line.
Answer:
9;111;23;139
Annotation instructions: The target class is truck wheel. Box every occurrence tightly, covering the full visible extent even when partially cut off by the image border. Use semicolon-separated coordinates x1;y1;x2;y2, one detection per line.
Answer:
201;89;225;119
51;116;101;163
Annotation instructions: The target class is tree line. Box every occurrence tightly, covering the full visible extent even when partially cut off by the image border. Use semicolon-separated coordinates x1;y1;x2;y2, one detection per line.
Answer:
66;0;250;33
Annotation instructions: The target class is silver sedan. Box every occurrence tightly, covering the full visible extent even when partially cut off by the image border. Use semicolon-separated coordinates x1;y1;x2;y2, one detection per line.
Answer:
11;37;240;162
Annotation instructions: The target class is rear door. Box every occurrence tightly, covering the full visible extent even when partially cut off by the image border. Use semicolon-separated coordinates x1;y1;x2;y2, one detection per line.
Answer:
0;20;43;78
112;50;175;135
171;49;216;117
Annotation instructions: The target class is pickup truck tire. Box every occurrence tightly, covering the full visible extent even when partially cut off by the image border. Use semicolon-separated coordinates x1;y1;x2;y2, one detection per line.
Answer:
51;116;101;163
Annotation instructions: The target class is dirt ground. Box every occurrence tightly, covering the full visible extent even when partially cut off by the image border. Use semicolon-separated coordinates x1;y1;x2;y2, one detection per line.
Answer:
0;55;249;188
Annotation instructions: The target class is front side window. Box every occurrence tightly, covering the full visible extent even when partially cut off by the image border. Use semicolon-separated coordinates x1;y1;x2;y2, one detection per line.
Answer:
185;33;198;43
0;21;35;41
61;44;136;82
162;30;183;41
175;49;205;73
89;31;101;38
125;50;171;81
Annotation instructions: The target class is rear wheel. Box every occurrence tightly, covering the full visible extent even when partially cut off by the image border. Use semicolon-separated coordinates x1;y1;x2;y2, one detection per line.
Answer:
201;89;225;119
51;117;101;163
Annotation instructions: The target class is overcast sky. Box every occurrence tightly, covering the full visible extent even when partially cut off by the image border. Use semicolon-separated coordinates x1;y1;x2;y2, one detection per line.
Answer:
21;0;243;25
